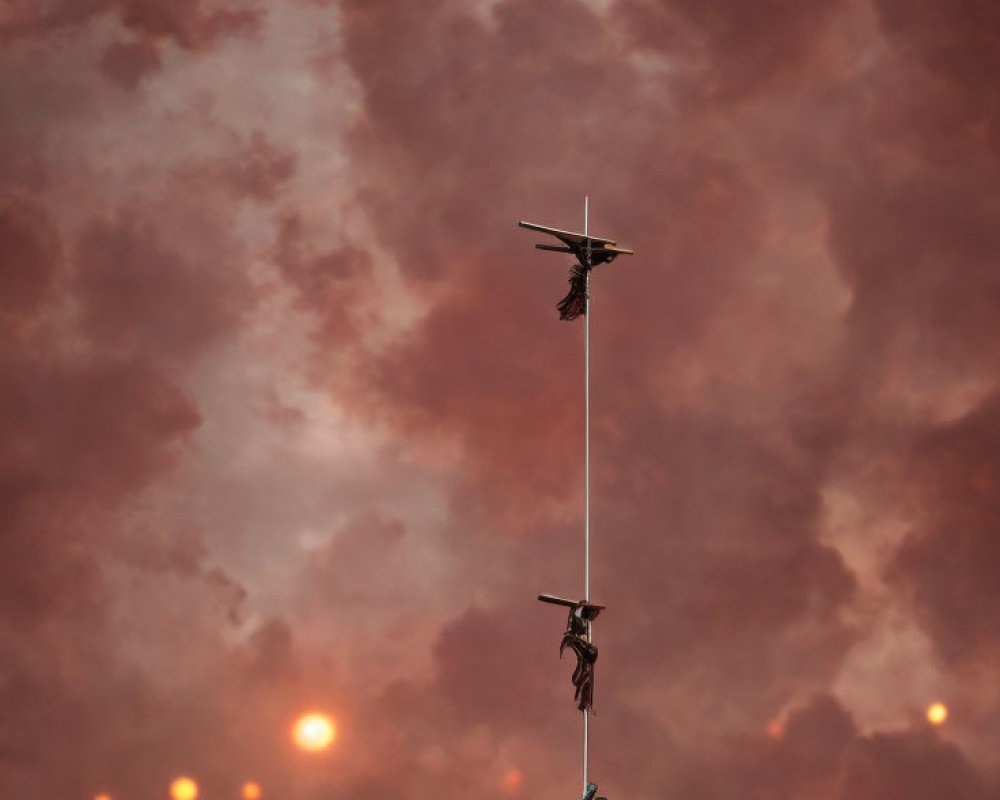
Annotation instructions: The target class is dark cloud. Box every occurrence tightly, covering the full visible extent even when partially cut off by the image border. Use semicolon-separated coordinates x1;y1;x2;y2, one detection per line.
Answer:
118;0;261;51
0;356;200;614
874;0;1000;97
1;0;261;51
273;211;374;348
631;693;994;799
72;212;249;363
616;0;848;102
843;727;989;800
0;0;106;45
888;393;1000;666
100;38;162;89
0;197;59;317
218;133;298;202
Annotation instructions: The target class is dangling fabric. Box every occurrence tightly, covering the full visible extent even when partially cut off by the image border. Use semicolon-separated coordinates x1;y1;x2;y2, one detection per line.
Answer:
556;263;589;321
560;630;598;711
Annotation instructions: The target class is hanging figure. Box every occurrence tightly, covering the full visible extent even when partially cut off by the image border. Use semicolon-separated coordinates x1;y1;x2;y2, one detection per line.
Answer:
517;220;633;322
538;594;606;712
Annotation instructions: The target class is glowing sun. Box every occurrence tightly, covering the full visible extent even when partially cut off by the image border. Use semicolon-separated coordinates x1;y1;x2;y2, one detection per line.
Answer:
169;776;198;800
293;712;336;751
927;702;948;725
242;781;262;799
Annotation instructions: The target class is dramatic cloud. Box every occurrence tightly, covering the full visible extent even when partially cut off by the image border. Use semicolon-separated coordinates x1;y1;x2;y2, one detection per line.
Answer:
2;0;1000;798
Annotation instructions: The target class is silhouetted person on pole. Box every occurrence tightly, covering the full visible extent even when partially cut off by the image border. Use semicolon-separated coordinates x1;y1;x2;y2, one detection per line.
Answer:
538;594;605;712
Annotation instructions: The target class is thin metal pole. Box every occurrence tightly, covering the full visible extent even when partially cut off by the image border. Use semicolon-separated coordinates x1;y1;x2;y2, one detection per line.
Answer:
584;194;591;604
582;195;591;794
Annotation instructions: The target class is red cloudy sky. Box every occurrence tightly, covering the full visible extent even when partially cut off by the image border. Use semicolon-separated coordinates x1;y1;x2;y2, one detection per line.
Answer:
3;1;1000;798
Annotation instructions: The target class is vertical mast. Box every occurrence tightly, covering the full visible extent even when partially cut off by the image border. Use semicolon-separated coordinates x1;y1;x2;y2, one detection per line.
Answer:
519;201;632;800
584;193;591;604
583;195;591;794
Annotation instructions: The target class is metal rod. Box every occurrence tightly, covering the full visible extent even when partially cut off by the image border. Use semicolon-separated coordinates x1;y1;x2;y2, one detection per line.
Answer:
583;195;591;795
584;194;590;604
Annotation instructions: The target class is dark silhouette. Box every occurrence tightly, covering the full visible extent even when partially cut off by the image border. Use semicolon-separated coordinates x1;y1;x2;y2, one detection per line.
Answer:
538;594;605;711
518;220;633;321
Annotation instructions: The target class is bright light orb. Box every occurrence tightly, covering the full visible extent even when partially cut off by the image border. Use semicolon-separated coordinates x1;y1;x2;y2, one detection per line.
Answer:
95;794;112;800
927;702;948;725
293;712;336;752
169;776;198;800
242;781;262;799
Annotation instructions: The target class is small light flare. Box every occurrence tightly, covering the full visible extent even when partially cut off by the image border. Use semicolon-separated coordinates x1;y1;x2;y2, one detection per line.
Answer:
242;781;262;799
927;702;948;725
169;776;198;800
766;719;785;740
502;768;524;793
293;712;336;752
94;794;112;800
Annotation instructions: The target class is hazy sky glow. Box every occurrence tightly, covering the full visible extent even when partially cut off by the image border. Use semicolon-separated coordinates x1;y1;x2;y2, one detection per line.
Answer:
2;1;1000;798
